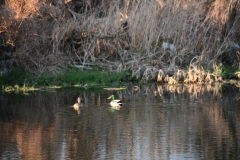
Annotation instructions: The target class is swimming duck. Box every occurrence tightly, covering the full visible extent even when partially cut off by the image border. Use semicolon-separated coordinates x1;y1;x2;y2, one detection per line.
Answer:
73;97;83;114
107;95;122;107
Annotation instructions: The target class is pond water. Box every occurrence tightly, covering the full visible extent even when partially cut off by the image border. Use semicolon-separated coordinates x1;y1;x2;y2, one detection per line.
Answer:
0;83;240;160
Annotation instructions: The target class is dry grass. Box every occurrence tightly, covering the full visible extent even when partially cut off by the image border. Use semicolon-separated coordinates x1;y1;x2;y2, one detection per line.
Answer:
1;0;239;79
157;62;225;84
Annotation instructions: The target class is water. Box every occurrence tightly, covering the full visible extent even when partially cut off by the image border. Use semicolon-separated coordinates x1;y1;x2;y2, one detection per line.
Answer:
0;83;240;160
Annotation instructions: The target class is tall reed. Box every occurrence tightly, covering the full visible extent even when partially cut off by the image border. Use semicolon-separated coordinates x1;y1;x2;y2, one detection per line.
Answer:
0;0;239;81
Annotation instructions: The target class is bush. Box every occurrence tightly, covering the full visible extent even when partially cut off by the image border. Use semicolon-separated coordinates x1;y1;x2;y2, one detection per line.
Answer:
1;0;240;81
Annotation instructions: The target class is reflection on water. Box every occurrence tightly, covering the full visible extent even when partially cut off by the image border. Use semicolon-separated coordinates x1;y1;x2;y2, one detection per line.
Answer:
0;83;240;160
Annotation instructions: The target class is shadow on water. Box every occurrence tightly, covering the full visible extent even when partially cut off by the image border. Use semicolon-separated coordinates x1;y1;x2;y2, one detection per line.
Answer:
0;83;240;160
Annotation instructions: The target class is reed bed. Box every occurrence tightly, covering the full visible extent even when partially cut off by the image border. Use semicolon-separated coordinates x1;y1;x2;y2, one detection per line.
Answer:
1;0;240;82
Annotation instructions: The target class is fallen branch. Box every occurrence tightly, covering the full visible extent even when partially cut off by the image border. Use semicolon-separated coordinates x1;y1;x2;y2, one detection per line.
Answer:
71;65;92;70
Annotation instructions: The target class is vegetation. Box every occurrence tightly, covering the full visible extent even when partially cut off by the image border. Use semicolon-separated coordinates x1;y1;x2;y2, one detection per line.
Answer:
1;0;240;92
0;68;127;93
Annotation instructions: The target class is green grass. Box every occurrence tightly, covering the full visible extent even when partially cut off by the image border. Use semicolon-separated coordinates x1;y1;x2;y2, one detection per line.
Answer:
62;70;126;85
215;64;239;78
0;68;127;93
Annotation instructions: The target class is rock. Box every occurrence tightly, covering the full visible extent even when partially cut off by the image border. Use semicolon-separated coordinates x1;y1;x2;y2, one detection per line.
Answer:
162;41;176;53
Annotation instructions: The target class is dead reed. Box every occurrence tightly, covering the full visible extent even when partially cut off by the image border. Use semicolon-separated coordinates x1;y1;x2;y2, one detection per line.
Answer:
1;0;239;81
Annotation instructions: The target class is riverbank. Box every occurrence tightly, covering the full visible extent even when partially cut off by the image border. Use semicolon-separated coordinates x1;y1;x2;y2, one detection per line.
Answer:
1;1;240;93
0;69;127;93
1;64;240;94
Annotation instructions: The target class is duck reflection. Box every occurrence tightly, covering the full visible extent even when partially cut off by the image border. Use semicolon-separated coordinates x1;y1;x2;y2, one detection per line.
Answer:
108;105;122;112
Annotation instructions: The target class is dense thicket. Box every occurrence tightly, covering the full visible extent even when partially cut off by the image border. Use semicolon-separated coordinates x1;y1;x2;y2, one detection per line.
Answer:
0;0;240;81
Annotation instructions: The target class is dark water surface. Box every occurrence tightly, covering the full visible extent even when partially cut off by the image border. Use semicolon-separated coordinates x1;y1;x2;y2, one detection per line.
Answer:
0;83;240;160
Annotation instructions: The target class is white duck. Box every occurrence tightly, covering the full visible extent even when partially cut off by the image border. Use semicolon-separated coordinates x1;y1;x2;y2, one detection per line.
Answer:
107;95;122;107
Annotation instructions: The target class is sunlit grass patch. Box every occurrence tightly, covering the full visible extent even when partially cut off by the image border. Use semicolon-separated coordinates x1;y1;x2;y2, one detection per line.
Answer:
157;63;240;85
3;84;38;94
103;87;127;90
235;72;240;79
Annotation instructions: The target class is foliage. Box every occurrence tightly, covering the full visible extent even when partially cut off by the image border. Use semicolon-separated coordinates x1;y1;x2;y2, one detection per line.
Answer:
0;68;127;93
220;65;238;78
157;63;240;84
62;70;126;85
0;0;240;82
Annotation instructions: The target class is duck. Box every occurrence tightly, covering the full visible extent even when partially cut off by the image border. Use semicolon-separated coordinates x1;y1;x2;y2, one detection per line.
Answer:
73;97;83;114
107;95;122;107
